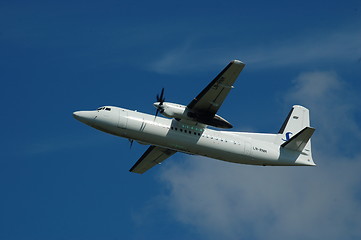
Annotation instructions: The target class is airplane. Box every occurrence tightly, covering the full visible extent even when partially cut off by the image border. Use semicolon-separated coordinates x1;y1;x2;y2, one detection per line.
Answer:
73;60;316;174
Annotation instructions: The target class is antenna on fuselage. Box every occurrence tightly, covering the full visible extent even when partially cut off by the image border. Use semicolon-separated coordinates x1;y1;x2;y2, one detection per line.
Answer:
128;139;134;149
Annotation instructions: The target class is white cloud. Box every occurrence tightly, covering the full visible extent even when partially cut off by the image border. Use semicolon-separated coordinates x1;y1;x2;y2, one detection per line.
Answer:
160;157;361;240
147;41;193;74
147;28;361;74
243;29;361;68
146;39;229;75
157;71;361;240
285;71;361;156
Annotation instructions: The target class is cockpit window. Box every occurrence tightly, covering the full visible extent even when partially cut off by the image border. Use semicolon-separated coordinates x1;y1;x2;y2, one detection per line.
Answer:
97;107;111;111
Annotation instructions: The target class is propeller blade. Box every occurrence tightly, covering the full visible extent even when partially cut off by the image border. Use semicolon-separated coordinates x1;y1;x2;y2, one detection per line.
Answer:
160;88;164;102
154;88;165;118
156;88;165;105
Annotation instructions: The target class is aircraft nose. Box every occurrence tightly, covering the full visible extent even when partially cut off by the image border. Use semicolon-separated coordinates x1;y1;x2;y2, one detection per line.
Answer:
73;111;82;120
73;111;97;124
153;102;160;108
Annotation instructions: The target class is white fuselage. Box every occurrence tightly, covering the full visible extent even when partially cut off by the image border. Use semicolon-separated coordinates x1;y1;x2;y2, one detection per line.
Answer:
74;106;314;167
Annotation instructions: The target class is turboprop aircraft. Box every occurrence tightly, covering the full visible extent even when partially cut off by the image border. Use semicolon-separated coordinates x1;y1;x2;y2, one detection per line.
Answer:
73;60;316;174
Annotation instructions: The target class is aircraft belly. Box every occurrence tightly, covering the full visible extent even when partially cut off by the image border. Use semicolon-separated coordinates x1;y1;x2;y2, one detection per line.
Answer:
113;110;289;166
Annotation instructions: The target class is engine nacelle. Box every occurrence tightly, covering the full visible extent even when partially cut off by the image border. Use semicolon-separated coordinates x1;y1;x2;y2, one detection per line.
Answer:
153;102;233;129
155;102;189;120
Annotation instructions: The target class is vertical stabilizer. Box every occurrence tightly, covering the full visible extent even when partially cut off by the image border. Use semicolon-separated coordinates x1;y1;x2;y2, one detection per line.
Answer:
277;105;315;165
277;105;312;148
278;105;310;137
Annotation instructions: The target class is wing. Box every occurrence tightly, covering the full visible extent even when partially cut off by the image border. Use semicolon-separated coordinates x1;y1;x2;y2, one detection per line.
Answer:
187;60;245;115
129;146;177;174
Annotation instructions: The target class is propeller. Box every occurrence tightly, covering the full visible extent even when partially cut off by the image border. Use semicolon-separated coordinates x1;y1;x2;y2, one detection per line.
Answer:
155;88;165;117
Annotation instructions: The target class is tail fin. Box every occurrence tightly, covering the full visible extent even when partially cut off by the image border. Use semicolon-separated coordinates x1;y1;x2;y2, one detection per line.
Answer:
278;105;310;136
277;105;314;152
277;105;315;165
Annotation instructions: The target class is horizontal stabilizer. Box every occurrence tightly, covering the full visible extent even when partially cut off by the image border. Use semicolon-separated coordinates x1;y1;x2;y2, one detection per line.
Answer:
281;127;315;152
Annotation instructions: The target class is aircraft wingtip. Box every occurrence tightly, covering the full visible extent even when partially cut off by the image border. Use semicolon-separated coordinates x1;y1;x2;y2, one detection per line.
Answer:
232;59;245;65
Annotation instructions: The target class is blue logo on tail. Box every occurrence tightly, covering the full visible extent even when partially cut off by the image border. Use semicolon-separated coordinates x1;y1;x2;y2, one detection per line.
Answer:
282;132;293;141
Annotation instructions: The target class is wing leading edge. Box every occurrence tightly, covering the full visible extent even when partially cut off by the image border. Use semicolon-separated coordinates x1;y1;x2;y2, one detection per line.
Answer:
129;146;177;174
188;60;245;115
186;60;245;128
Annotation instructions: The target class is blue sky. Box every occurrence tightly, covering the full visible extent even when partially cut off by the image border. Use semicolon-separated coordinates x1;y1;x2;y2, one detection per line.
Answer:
1;0;361;239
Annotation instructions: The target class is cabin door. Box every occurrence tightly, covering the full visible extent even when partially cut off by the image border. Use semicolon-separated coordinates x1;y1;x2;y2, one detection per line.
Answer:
118;110;128;129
